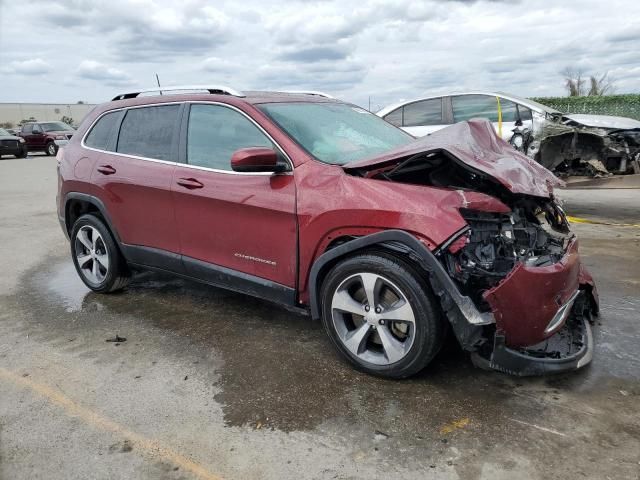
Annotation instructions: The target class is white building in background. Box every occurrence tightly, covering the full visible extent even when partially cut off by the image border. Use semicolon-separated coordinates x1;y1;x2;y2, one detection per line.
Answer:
0;103;97;127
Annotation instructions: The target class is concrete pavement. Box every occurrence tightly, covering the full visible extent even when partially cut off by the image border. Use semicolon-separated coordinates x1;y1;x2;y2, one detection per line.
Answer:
1;157;639;479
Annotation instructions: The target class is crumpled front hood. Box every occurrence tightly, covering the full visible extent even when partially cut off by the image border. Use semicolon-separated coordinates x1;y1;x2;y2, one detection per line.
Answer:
563;114;640;130
345;119;562;198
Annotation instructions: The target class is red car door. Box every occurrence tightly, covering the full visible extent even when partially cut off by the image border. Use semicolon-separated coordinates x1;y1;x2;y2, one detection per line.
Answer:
171;103;297;289
23;123;43;149
89;105;182;267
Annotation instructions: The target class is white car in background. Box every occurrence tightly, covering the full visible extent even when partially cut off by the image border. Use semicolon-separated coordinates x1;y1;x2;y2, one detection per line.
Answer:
377;91;640;176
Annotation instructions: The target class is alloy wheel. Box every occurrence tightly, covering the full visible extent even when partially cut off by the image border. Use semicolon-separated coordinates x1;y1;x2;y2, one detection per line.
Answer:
331;272;416;365
74;225;109;284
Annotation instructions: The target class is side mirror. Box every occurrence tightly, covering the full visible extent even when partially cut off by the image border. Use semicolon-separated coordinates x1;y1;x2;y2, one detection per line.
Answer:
231;147;285;173
515;118;523;127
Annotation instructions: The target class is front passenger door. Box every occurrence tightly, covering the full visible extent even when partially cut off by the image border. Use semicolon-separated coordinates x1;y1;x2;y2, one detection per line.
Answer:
29;124;46;149
452;94;499;128
172;103;297;288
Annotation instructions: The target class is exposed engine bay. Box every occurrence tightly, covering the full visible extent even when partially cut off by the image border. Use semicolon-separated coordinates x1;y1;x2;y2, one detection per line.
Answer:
442;206;570;310
350;148;572;311
343;119;598;372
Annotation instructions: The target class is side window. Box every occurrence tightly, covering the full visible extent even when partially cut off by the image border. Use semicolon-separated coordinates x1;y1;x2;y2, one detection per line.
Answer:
383;108;403;127
517;105;533;121
22;124;33;134
402;98;442;127
498;99;519;122
452;95;498;122
84;111;121;151
116;105;180;161
187;104;274;171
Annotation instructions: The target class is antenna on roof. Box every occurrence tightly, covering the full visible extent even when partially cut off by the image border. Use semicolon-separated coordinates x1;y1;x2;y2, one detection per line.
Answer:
155;73;162;96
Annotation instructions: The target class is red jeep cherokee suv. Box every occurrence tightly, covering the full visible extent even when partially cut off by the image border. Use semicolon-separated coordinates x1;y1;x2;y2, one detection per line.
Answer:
57;85;599;378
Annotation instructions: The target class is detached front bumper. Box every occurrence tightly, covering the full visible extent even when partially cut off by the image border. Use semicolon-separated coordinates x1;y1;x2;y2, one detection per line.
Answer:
483;237;585;347
468;238;597;376
471;293;594;376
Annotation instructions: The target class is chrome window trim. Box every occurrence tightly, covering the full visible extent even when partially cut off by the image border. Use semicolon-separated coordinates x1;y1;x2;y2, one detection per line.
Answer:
81;101;293;176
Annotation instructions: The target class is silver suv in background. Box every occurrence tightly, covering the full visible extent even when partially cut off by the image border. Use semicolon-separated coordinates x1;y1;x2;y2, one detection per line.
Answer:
377;91;640;177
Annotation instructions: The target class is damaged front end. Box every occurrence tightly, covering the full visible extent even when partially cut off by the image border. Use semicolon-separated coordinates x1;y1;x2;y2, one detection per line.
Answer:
346;119;599;376
439;201;598;375
533;116;640;178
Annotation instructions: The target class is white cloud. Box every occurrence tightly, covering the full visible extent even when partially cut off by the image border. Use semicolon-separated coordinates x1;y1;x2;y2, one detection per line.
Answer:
2;58;52;75
76;60;133;86
0;0;638;107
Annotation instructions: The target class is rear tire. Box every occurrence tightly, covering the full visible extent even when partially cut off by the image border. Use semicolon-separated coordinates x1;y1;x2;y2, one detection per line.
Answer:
320;252;444;378
70;214;130;293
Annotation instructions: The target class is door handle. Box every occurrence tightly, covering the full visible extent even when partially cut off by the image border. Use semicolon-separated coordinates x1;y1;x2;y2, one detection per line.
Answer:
176;177;204;189
97;164;116;175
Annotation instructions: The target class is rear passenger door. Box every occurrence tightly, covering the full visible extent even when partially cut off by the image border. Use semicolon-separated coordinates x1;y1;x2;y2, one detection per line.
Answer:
451;94;521;141
171;102;297;289
87;104;182;269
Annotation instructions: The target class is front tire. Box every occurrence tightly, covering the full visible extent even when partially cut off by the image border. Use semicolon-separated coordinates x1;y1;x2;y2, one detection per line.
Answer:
70;214;130;293
320;252;444;378
45;141;57;156
15;146;27;158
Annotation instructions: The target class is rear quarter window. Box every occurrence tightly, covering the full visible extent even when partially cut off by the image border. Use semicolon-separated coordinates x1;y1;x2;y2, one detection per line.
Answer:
84;111;122;151
383;108;403;127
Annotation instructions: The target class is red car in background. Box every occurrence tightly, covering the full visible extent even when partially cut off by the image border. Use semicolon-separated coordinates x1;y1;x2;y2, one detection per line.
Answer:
20;121;75;156
56;85;599;378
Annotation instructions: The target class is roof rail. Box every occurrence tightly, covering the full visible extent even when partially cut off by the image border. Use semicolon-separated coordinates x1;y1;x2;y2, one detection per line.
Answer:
111;85;245;101
280;90;334;99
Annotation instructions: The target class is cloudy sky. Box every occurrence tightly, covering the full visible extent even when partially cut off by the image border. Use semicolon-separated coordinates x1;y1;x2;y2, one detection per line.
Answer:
0;0;638;109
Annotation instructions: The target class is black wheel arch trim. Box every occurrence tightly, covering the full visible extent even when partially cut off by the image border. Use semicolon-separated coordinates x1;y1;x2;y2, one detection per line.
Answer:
63;192;123;246
308;229;493;349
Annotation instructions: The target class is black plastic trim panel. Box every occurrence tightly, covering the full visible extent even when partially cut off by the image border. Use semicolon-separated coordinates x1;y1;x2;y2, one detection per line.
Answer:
63;192;123;244
307;229;493;335
124;244;296;307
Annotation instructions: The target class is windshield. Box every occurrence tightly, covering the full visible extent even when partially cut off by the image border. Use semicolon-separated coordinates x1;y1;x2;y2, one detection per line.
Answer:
0;128;10;136
259;102;413;165
41;122;74;132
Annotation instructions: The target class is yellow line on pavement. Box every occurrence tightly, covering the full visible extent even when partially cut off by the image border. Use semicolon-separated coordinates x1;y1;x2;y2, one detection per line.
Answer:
567;215;640;228
0;367;224;480
439;417;470;435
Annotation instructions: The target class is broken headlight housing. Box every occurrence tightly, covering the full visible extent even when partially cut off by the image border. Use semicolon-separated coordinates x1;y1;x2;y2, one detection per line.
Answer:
441;205;570;310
